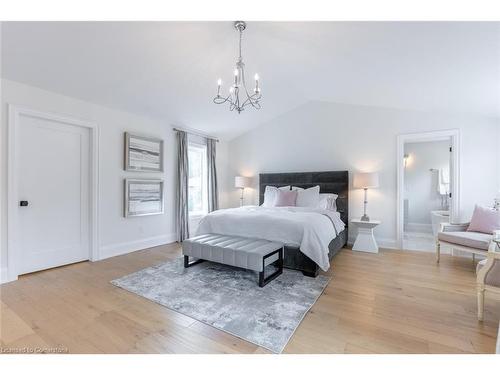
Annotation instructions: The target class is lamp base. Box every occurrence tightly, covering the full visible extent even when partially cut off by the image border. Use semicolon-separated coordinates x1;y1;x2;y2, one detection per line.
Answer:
239;188;244;207
360;214;370;222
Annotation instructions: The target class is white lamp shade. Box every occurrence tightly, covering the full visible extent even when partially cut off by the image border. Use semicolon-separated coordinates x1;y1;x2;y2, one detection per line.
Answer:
353;172;379;189
235;176;252;188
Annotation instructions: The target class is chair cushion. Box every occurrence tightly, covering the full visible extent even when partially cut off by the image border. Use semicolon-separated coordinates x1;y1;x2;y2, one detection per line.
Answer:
477;258;500;287
438;231;492;250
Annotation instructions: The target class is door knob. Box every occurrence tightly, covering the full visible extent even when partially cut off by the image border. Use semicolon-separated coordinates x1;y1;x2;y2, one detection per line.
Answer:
20;200;29;207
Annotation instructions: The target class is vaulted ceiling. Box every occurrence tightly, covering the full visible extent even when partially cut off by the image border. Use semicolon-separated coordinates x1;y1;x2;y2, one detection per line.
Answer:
2;21;499;139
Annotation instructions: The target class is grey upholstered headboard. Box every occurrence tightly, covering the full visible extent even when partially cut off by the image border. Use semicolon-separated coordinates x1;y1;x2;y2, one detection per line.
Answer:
258;171;349;226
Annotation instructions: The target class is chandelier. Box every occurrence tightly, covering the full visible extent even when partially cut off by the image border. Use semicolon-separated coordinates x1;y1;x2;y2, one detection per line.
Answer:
213;21;261;114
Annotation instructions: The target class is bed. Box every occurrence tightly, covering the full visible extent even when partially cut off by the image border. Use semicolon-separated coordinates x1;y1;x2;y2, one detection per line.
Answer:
197;171;349;277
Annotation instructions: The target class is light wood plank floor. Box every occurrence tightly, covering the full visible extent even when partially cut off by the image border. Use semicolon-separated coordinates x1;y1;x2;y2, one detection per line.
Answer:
1;244;499;354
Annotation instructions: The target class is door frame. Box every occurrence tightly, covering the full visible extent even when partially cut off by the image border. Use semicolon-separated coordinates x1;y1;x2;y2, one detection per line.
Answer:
396;129;460;250
6;105;99;282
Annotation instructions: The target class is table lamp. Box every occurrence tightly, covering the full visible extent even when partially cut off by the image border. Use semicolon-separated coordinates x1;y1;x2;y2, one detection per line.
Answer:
235;176;252;207
353;172;379;221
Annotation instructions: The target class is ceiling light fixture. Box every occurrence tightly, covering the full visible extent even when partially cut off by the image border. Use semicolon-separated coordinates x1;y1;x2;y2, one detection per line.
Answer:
213;21;261;114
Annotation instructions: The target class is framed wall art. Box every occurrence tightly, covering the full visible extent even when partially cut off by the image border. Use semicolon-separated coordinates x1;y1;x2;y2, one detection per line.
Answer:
124;179;164;217
124;132;164;172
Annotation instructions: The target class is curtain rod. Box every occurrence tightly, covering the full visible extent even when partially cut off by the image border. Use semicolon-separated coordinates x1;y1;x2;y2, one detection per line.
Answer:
172;127;219;142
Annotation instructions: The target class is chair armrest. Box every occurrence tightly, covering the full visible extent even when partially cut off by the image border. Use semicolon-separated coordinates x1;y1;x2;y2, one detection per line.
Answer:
440;222;470;233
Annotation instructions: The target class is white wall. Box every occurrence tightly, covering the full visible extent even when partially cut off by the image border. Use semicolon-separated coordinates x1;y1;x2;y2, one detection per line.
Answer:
224;100;500;248
404;140;450;228
0;79;228;280
0;23;4;281
0;79;174;270
498;126;500;194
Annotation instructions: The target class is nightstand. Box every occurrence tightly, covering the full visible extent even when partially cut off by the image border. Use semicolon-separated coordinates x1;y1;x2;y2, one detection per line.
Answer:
350;219;381;253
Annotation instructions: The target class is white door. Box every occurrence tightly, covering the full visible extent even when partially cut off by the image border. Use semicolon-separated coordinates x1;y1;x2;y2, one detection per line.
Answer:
17;113;90;274
448;144;455;222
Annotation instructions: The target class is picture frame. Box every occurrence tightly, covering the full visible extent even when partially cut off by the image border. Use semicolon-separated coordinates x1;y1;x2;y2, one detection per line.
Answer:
124;179;164;217
124;132;164;172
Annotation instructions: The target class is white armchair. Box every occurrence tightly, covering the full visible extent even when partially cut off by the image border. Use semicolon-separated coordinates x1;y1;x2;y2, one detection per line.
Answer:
476;231;500;321
436;222;493;264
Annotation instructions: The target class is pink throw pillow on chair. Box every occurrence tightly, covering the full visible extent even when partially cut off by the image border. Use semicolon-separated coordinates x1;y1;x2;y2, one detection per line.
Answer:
274;189;298;207
467;205;500;234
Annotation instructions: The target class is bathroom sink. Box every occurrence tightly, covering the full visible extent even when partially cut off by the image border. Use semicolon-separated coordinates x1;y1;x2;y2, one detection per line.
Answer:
431;210;450;237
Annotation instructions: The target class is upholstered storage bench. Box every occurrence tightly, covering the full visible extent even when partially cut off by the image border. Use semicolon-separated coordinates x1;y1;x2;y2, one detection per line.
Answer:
182;234;284;287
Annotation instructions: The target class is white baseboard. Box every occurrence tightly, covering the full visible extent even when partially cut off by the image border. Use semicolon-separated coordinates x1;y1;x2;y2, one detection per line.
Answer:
0;267;17;285
99;233;177;260
1;234;177;284
377;238;398;249
405;222;433;233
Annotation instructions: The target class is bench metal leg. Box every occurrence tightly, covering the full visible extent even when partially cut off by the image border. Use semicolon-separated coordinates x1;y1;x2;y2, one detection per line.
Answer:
184;255;205;268
258;247;283;287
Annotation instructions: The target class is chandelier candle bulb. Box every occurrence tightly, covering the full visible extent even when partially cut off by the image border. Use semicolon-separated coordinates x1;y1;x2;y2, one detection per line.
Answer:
217;79;222;96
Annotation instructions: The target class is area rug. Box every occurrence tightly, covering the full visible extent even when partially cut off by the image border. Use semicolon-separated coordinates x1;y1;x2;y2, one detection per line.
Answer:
111;258;330;353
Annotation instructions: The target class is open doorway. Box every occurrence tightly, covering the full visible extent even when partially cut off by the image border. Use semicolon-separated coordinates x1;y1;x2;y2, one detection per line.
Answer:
403;140;451;250
397;130;460;251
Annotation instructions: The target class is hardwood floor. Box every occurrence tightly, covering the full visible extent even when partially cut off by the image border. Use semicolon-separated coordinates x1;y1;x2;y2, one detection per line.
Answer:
1;244;499;353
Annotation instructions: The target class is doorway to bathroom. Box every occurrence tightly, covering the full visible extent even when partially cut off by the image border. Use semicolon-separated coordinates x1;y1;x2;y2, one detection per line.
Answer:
397;130;460;251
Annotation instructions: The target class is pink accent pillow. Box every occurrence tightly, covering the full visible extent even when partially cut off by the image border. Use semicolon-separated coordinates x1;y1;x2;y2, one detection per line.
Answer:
467;205;500;234
274;189;298;207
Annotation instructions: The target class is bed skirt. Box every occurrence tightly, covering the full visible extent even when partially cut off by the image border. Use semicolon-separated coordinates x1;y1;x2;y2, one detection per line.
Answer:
283;229;347;277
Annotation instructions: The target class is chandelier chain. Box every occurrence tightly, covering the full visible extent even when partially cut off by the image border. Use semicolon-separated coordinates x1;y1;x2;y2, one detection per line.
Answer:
238;28;243;61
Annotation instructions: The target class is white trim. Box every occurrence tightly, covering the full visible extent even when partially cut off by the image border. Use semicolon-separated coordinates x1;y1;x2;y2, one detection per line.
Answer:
6;105;99;283
396;129;460;250
99;233;176;260
0;267;11;284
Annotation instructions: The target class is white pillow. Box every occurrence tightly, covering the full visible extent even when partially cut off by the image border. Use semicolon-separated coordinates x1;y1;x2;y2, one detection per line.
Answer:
318;193;338;211
262;186;290;207
295;185;320;207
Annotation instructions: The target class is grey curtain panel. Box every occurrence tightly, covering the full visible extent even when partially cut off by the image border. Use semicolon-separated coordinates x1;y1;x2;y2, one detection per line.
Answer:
207;138;219;212
176;130;190;242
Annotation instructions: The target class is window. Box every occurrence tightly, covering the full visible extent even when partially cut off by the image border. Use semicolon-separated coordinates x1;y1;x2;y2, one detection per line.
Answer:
188;142;208;217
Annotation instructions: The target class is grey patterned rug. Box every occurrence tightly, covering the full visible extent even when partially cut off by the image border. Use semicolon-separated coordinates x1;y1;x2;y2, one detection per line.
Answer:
111;258;330;353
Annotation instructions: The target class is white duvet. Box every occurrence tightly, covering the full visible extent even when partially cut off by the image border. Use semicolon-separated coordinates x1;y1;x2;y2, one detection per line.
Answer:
196;206;345;271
